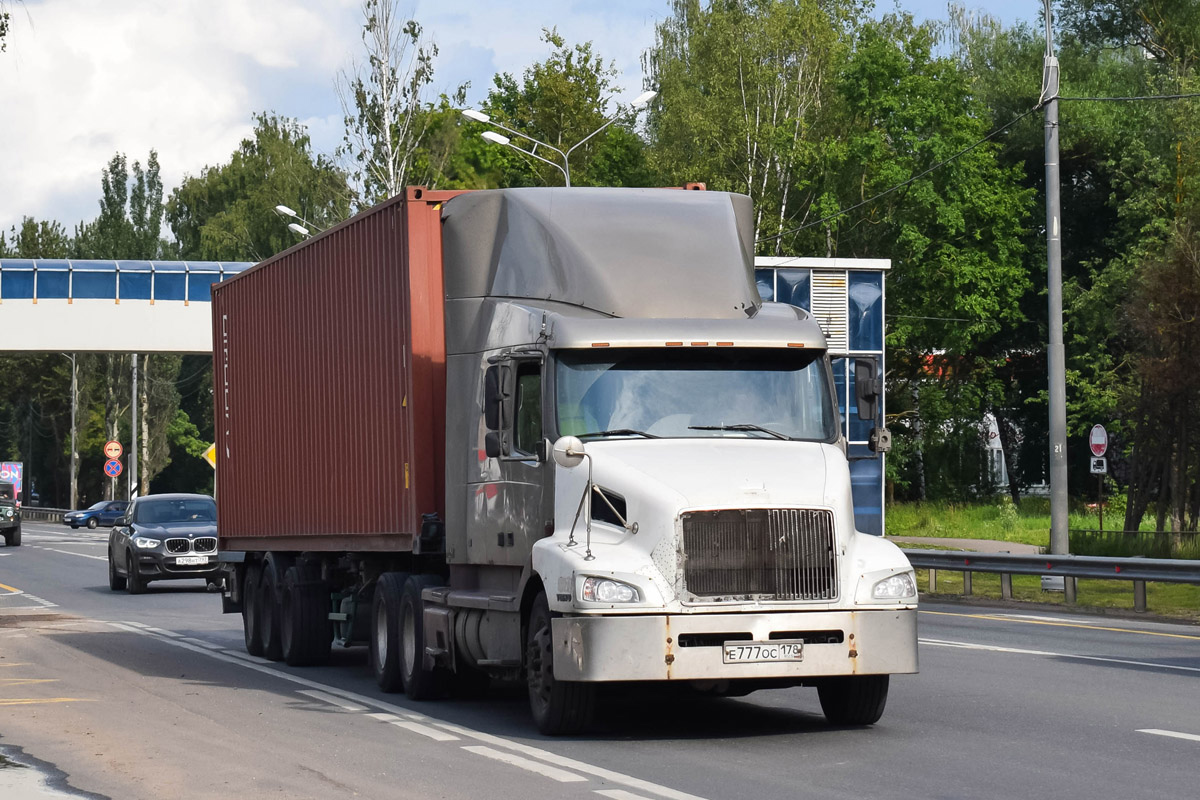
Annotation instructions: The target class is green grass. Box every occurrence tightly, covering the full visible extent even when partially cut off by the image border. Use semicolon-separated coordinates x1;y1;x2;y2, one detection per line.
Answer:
914;569;1200;622
888;497;1166;550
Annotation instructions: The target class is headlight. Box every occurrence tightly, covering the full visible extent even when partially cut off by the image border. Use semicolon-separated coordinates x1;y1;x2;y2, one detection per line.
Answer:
581;577;640;603
133;537;161;549
872;573;916;600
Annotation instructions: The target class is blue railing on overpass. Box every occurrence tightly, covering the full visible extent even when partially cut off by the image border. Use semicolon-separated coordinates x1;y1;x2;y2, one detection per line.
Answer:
0;259;254;304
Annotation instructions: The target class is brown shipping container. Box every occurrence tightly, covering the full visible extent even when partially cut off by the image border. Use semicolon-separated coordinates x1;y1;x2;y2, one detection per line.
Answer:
212;187;466;553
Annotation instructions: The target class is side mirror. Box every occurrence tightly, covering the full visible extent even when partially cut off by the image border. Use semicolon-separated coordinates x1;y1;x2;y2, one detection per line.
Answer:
484;431;504;459
552;436;586;468
854;358;880;422
484;364;512;432
115;515;130;527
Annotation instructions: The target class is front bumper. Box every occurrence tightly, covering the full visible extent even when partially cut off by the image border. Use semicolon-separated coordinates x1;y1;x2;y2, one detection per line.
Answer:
552;608;917;681
135;552;222;581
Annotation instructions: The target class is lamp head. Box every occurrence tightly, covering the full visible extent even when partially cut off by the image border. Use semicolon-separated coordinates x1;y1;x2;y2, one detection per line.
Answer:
461;109;490;123
481;131;512;146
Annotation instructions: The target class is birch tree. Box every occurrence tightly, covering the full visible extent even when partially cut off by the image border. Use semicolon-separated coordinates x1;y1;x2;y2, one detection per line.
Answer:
337;0;438;207
645;0;855;247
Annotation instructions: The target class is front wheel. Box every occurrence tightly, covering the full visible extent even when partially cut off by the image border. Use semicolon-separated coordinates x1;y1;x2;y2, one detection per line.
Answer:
126;550;146;594
525;591;595;735
3;525;19;547
86;517;99;529
817;675;889;726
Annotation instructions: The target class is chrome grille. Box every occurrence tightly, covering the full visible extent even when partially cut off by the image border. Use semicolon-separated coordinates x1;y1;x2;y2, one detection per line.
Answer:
165;538;191;554
681;508;838;601
193;537;217;553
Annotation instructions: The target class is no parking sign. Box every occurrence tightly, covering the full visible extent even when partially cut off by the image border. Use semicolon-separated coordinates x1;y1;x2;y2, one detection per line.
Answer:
104;459;123;478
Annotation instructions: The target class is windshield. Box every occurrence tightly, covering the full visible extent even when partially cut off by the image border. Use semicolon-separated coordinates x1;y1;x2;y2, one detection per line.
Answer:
135;498;216;524
555;348;837;441
88;502;108;510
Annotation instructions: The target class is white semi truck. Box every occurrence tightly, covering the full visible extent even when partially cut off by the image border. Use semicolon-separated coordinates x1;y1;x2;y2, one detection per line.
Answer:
214;186;917;734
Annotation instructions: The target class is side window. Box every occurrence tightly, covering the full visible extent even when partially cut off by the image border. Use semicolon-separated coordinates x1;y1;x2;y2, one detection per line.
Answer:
514;363;542;456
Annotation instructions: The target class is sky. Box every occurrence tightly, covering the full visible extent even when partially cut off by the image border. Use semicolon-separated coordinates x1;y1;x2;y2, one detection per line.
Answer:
0;0;1043;237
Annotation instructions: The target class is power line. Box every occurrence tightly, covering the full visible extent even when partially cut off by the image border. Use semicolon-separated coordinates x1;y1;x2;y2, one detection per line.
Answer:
1060;92;1200;102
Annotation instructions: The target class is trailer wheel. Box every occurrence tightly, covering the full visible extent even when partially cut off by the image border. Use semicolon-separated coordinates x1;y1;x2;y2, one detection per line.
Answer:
257;559;285;661
371;572;408;692
817;675;889;726
399;575;448;700
526;591;594;735
281;564;331;666
242;563;264;657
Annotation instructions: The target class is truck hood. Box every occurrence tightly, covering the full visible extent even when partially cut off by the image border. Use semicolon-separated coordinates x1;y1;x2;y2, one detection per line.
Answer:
583;439;833;510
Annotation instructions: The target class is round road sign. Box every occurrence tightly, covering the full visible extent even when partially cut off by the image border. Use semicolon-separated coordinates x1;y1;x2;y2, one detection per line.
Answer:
1089;424;1108;457
104;440;124;459
104;459;124;478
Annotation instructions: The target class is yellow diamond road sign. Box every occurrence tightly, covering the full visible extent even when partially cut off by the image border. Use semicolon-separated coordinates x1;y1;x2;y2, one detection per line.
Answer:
202;443;217;469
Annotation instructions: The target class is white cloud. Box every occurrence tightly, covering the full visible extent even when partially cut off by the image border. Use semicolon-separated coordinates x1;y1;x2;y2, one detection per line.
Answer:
0;0;1036;237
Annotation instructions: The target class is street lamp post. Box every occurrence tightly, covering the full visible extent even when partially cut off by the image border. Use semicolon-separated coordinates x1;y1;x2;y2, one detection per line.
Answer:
274;205;325;238
462;90;658;187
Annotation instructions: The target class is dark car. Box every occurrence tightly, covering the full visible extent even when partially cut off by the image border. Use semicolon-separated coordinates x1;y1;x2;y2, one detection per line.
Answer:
63;500;129;529
0;482;19;547
108;493;220;594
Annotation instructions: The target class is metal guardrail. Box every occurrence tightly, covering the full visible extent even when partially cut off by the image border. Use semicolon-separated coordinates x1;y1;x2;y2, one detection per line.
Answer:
18;507;69;523
900;548;1200;613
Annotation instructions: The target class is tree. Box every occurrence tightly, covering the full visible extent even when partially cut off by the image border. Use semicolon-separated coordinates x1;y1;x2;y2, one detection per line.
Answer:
74;151;165;259
1060;0;1200;70
646;0;858;243
167;113;349;262
338;0;440;206
1;217;71;258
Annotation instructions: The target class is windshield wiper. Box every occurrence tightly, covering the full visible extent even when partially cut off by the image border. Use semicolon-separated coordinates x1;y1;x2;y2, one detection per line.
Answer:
688;424;792;440
578;429;661;439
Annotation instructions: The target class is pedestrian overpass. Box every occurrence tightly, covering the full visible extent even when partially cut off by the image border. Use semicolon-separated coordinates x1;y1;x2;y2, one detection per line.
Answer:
0;259;254;352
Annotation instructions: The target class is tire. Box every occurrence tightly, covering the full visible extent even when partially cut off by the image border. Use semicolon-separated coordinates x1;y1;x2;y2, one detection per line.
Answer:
281;564;332;667
371;572;408;692
126;550;146;594
87;517;98;529
399;575;448;700
526;591;595;735
242;563;264;657
817;675;890;726
108;547;126;591
4;525;19;547
258;559;285;661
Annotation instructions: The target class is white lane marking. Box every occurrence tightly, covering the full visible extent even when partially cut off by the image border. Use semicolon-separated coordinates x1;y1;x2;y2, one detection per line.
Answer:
180;637;223;649
299;689;368;712
921;638;1200;674
144;627;183;638
463;745;588;783
367;712;460;741
990;613;1090;624
36;547;106;561
110;622;711;800
433;722;711;800
1137;729;1200;743
596;791;660;800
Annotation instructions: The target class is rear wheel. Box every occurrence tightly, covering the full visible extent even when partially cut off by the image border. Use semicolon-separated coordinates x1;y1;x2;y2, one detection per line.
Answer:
242;563;264;657
526;591;595;735
126;550;146;594
817;675;889;726
370;572;409;692
281;563;331;666
399;575;448;700
108;547;126;591
257;559;285;661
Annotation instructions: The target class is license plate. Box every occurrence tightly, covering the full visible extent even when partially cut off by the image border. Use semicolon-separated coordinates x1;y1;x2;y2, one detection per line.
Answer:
722;640;804;664
175;555;209;566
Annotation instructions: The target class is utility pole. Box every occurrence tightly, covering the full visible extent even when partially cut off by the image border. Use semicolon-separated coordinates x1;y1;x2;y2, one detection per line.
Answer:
1043;3;1071;577
130;353;139;500
64;353;78;510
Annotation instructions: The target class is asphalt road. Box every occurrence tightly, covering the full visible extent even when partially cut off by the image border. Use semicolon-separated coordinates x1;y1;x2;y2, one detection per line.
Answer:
2;519;1199;799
